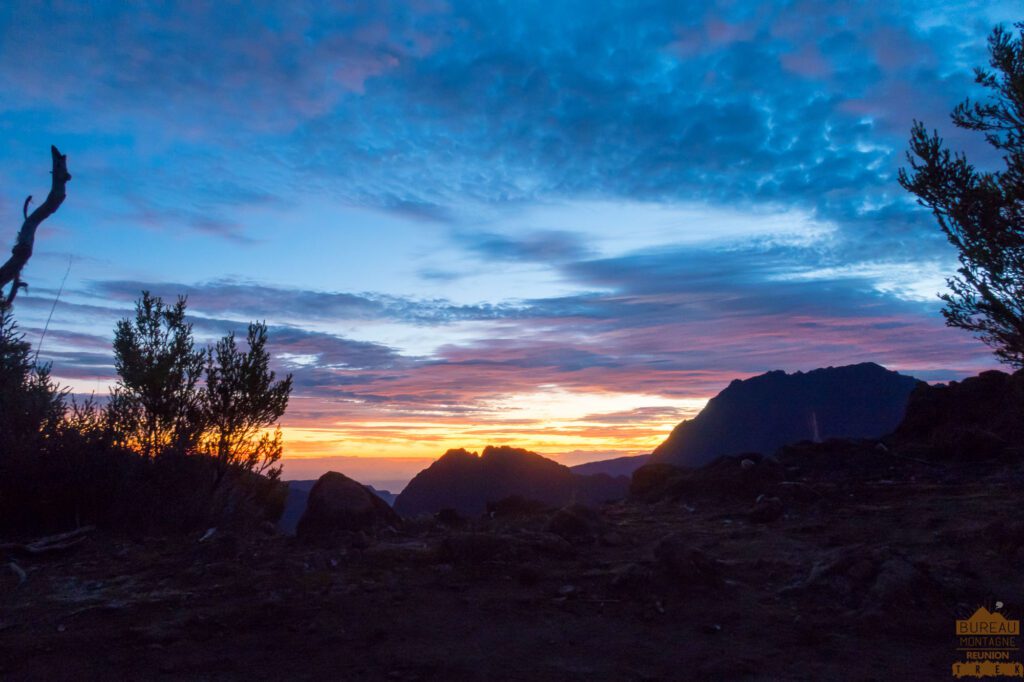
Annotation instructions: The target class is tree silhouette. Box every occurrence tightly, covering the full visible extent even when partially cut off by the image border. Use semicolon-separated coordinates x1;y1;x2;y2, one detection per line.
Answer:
110;292;293;476
899;22;1024;366
0;309;64;454
109;292;206;458
202;322;292;480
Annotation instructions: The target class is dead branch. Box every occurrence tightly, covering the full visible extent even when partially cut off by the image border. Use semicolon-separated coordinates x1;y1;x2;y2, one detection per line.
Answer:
0;525;95;556
0;146;71;306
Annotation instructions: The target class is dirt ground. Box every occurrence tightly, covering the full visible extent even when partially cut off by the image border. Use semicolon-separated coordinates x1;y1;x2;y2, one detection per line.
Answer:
3;458;1022;681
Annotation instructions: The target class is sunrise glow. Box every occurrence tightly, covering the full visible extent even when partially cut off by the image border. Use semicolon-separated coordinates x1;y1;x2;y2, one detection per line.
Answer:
2;1;1013;489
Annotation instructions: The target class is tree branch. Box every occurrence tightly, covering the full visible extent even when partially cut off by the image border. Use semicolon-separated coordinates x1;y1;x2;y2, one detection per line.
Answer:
0;525;95;556
0;146;71;305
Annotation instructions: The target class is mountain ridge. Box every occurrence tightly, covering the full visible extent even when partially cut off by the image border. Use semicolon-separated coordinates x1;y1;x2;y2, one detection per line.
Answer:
650;362;921;467
394;445;629;517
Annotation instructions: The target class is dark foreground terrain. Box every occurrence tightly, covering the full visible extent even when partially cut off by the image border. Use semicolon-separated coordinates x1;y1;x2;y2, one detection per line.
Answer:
3;443;1022;681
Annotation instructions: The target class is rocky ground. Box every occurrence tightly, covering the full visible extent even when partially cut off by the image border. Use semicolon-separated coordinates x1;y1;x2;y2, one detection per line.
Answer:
3;443;1023;681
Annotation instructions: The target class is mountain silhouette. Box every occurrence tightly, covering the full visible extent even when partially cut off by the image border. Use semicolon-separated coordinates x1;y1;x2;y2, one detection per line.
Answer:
650;362;921;467
570;454;650;478
393;445;628;517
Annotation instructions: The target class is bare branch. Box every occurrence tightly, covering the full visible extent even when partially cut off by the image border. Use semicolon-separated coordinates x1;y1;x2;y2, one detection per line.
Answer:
0;525;95;556
0;146;71;304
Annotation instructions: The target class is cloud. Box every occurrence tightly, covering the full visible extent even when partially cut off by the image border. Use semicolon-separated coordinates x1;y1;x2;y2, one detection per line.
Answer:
86;279;525;326
63;233;998;412
577;406;691;425
454;229;593;263
0;1;1013;245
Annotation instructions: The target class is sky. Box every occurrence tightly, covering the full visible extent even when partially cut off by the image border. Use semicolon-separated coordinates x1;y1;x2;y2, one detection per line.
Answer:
0;1;1016;489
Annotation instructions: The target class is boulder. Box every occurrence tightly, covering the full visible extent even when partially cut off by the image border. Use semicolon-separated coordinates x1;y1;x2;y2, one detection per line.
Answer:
748;496;784;523
653;533;724;588
892;369;1024;460
629;463;688;501
296;472;400;541
434;508;466;527
630;454;783;503
545;504;601;542
775;438;927;484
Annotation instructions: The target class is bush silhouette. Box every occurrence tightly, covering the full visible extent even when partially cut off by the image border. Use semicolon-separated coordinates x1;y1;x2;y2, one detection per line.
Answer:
0;293;292;534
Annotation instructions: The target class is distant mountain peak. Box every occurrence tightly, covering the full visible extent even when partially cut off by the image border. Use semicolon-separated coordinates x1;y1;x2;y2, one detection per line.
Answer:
651;363;921;467
394;445;628;517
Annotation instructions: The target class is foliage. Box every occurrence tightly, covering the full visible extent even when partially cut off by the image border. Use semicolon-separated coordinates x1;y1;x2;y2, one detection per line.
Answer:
109;291;207;457
201;322;293;480
0;294;292;534
899;22;1024;366
0;308;65;453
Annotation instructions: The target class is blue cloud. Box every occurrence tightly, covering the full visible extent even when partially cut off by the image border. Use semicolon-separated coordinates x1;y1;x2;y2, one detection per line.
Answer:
1;0;1011;246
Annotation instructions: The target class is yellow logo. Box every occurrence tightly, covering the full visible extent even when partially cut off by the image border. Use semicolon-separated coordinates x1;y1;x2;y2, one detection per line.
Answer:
953;607;1024;678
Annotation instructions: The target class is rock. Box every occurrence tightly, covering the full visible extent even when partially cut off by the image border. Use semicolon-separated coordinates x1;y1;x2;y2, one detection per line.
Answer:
786;547;939;611
434;508;465;527
777;481;822;502
788;549;872;602
776;439;900;482
351;531;372;550
516;530;577;559
545;505;601;542
893;369;1024;460
198;531;240;561
600;531;626;547
869;558;933;608
487;495;550;518
629;463;688;501
609;563;652;592
438;532;523;563
364;541;434;564
632;454;784;503
296;472;400;542
653;534;723;588
748;496;784;523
